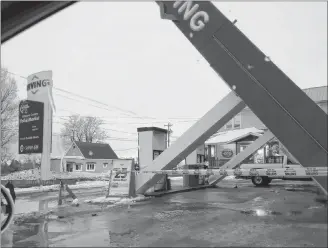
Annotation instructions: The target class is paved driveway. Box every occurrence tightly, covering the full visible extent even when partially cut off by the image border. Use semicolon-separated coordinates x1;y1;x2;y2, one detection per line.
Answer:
1;179;327;247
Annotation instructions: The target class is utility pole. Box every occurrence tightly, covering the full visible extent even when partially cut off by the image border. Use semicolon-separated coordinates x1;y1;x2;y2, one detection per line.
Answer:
164;122;173;147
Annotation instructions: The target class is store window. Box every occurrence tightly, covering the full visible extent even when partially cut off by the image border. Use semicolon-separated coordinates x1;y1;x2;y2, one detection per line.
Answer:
210;146;216;157
197;154;205;163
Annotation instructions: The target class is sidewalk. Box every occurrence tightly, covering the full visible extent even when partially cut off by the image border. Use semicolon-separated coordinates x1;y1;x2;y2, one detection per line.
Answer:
14;180;108;196
12;194;151;223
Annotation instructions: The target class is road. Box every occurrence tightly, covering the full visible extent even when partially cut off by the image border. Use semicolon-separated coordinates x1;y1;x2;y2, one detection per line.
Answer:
1;179;327;247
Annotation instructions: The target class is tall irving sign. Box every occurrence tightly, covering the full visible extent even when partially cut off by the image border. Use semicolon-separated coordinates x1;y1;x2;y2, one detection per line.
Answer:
18;70;55;180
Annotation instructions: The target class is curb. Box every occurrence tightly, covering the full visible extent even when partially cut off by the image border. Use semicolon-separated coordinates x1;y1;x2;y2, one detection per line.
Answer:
15;185;107;197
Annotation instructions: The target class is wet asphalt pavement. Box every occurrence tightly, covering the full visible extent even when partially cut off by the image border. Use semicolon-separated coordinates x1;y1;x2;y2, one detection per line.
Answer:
1;179;327;247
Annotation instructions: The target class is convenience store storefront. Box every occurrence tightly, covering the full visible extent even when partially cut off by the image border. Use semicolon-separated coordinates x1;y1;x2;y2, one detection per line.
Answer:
204;128;286;168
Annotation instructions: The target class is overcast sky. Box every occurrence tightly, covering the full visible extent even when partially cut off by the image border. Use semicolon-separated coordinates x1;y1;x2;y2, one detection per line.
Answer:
2;2;327;158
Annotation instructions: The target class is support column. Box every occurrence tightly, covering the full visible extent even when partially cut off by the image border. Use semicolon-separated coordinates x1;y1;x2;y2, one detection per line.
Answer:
136;92;246;194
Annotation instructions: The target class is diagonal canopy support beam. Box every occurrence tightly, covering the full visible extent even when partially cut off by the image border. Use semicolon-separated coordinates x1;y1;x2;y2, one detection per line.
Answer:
155;1;327;194
136;92;246;194
209;130;275;185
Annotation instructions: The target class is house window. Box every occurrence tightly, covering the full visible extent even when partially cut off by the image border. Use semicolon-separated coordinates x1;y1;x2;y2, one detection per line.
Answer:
75;163;82;171
225;114;242;130
86;163;96;171
225;120;233;129
103;163;108;168
234;114;241;129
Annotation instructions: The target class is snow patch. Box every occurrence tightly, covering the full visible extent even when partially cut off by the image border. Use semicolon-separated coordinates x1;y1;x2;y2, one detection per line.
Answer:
222;175;236;180
169;176;183;181
253;196;264;202
84;195;151;204
14;181;108;194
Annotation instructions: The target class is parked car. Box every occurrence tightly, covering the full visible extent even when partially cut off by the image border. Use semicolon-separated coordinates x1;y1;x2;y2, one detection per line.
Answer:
236;155;312;186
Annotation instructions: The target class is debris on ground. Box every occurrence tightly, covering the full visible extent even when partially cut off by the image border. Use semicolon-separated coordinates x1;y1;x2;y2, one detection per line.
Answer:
72;198;79;207
285;187;305;192
223;175;236;180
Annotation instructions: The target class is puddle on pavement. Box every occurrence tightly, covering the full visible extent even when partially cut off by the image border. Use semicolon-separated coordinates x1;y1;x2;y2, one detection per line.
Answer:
14;199;57;215
4;185;327;247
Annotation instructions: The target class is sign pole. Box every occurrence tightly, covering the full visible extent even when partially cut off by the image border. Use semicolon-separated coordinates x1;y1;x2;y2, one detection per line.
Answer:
26;71;54;181
106;169;113;198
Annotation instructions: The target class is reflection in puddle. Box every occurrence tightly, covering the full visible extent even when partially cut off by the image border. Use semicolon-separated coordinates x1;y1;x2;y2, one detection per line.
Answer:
255;209;267;216
288;210;303;216
240;209;283;217
308;205;324;210
14;198;57;215
253;197;264;202
4;220;49;248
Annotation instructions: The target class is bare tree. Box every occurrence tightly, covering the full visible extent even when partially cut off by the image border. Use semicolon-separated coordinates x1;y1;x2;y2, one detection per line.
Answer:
83;116;108;143
60;115;109;147
1;68;19;162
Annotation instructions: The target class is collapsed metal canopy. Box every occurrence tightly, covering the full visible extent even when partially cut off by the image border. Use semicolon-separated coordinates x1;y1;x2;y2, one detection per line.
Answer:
1;1;76;44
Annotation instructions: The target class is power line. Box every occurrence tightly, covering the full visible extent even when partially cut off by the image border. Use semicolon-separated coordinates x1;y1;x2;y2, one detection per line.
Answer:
103;128;137;135
55;114;199;120
53;115;199;127
54;93;141;118
7;70;205;122
7;71;202;123
6;70;155;119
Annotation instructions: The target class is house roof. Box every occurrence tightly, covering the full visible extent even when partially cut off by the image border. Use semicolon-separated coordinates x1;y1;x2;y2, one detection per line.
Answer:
74;141;118;160
137;127;168;133
205;127;264;145
302;86;327;103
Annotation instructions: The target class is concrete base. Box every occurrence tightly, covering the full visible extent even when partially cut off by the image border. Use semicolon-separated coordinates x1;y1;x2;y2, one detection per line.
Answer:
183;175;200;188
